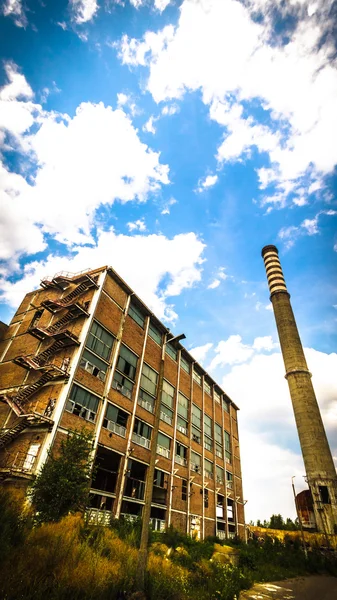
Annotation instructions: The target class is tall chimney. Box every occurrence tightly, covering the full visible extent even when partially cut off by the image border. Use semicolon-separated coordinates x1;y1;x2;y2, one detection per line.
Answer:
261;245;337;535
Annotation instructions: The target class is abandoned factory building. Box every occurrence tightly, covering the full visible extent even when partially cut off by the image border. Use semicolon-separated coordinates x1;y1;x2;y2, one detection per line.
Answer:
0;266;245;539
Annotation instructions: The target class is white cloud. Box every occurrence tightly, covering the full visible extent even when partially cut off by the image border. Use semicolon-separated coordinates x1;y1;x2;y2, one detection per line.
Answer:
0;63;169;270
208;279;220;289
127;218;147;232
69;0;98;23
154;0;171;12
222;343;337;522
161;104;179;116
189;342;213;365
2;0;27;27
118;0;337;207
0;229;206;324
196;173;218;193
209;335;255;369
161;196;177;215
279;209;337;248
253;335;278;352
143;115;157;134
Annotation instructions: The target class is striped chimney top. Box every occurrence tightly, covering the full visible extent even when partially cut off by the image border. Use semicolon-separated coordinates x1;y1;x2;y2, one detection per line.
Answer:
261;245;288;297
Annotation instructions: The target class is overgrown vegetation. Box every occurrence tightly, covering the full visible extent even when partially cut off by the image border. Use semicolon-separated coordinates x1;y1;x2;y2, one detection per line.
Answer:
29;429;94;524
0;489;336;600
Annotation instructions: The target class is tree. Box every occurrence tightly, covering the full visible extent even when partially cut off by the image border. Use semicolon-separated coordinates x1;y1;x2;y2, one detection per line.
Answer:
269;514;285;530
29;429;94;524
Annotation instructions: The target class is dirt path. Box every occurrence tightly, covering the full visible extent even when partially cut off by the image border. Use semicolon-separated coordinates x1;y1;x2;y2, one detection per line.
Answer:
239;575;337;600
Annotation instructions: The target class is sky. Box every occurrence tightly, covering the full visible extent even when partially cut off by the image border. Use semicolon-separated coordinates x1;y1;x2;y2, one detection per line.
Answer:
0;0;336;524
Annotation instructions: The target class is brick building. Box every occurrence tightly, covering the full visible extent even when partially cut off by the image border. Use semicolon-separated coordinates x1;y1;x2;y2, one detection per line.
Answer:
0;266;245;539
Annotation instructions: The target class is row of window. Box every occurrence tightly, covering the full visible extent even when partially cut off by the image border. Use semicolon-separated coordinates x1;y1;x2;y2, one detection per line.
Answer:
66;384;233;468
88;309;229;407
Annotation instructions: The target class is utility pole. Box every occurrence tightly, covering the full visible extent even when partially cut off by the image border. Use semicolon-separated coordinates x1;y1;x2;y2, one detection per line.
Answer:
292;476;308;559
137;331;185;591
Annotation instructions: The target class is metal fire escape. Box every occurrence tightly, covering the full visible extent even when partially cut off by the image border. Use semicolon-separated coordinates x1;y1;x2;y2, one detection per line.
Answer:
0;270;99;451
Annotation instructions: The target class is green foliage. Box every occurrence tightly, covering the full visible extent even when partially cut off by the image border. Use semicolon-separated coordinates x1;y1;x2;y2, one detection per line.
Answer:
0;487;28;561
254;514;299;531
29;429;94;524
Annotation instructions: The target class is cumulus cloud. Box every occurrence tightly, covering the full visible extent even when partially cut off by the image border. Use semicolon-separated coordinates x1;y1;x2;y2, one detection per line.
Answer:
0;229;206;324
161;196;177;215
196;173;218;193
143;115;157;134
279;209;337;249
0;63;169;271
127;218;147;232
220;340;337;521
69;0;98;24
2;0;27;27
117;0;337;208
189;342;213;365
154;0;171;12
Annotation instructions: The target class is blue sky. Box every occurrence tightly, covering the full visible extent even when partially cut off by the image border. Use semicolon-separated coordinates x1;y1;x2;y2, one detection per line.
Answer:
1;0;336;522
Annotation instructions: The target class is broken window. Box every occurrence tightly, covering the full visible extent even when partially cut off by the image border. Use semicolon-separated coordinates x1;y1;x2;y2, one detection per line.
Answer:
319;485;331;504
153;469;167;505
204;459;213;480
157;432;171;458
103;403;128;437
86;321;114;361
132;419;152;449
30;310;43;329
80;349;108;381
175;442;187;466
66;384;99;422
191;451;201;473
124;459;147;500
181;479;187;501
204;488;209;508
112;345;138;399
91;446;120;493
226;471;233;489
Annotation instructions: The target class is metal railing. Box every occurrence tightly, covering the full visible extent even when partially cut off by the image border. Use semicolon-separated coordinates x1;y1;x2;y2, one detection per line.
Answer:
106;420;126;438
160;411;173;425
138;398;154;413
0;450;38;474
132;432;151;449
150;518;166;532
175;455;187;467
177;424;188;435
217;530;226;540
112;379;132;399
86;508;112;526
157;445;170;459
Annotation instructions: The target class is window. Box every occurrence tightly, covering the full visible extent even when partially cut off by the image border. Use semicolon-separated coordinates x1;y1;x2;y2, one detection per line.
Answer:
112;345;138;399
226;471;233;489
216;465;224;484
180;355;190;374
204;489;209;509
66;384;99;422
182;479;187;501
191;426;201;444
177;392;189;419
204;380;211;396
161;380;175;425
214;390;221;404
227;499;234;521
204;414;213;452
204;459;214;479
138;389;155;413
87;321;114;361
140;364;158;396
192;404;201;429
224;431;232;463
154;469;166;488
175;442;187;466
191;451;201;473
149;322;162;345
166;343;177;361
177;416;188;436
157;432;171;458
319;485;330;504
128;303;145;328
193;369;201;386
30;310;43;329
223;398;229;413
215;443;223;458
103;403;128;437
23;443;40;471
215;423;222;444
204;414;212;437
132;419;152;449
80;349;108;381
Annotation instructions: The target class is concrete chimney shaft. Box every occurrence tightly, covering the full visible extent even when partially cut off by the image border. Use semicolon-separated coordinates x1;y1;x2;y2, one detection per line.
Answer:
262;245;337;535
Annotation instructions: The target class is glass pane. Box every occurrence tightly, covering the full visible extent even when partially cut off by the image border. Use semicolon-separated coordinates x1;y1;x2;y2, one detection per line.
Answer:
82;349;108;372
166;343;177;361
180;356;190;373
128;304;145;328
158;432;170;449
149;322;162;344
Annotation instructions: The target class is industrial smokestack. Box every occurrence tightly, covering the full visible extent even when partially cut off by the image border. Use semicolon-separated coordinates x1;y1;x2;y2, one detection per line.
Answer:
261;245;337;535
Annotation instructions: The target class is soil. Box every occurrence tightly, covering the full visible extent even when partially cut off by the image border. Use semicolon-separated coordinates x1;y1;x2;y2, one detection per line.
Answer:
239;575;337;600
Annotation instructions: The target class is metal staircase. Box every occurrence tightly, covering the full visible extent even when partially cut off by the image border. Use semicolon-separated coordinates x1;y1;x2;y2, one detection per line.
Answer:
0;413;53;450
2;366;68;416
41;275;99;312
29;303;88;340
14;334;80;370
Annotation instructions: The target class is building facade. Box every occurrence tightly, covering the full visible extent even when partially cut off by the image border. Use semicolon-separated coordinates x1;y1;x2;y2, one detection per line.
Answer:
0;266;245;540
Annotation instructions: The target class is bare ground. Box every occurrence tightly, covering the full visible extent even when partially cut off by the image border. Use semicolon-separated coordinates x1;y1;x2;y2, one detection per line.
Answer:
239;575;337;600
